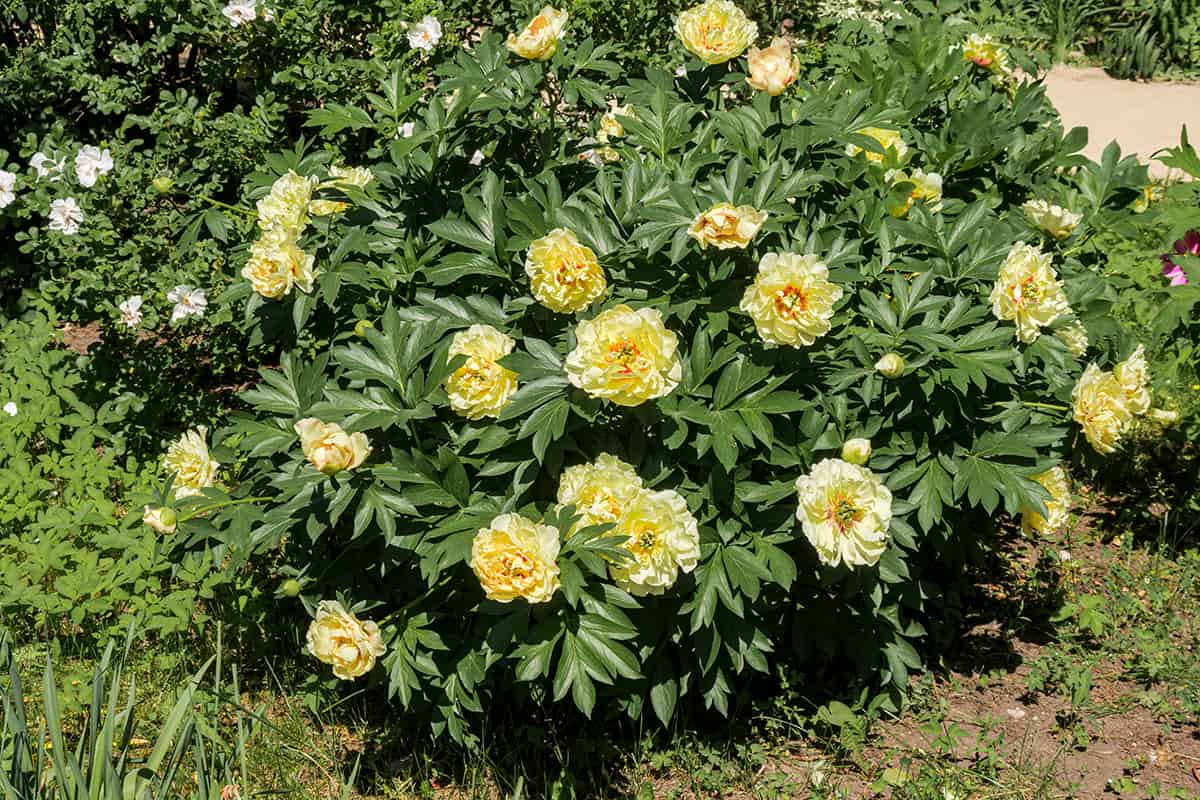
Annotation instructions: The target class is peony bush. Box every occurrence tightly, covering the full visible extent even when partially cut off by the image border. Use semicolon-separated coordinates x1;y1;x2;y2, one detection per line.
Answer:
151;3;1167;740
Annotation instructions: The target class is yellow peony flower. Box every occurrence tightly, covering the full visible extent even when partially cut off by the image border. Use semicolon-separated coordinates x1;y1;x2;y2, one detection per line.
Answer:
1132;184;1162;214
846;127;908;164
326;165;374;189
256;171;318;233
506;6;569;60
565;305;682;406
597;105;631;144
142;506;177;534
738;252;843;347
962;33;1012;76
675;0;758;64
687;202;768;250
1021;466;1071;535
746;37;800;95
242;231;317;300
1114;344;1151;416
608;489;700;596
445;325;519;420
1056;320;1089;359
1072;363;1134;454
841;438;872;466
885;168;944;217
875;352;905;378
525;228;607;313
1022;199;1082;239
556;453;644;529
989;242;1070;343
470;513;561;603
294;418;371;475
306;600;386;680
795;458;892;568
163;427;220;499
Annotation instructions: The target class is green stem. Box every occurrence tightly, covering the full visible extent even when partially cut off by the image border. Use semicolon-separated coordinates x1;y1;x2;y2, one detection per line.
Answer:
178;495;272;522
199;194;256;218
1021;400;1070;412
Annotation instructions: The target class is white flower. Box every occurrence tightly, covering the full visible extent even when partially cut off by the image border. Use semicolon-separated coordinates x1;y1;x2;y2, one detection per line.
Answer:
0;170;16;208
119;295;144;328
674;65;688;77
167;285;208;322
30;153;64;180
260;5;275;20
469;149;485;166
398;121;416;138
74;146;114;188
2;402;16;417
408;15;443;51
222;0;257;26
48;197;84;235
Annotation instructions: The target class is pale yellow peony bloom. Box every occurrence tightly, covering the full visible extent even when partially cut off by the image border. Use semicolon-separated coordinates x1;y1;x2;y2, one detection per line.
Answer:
1132;184;1162;214
470;513;561;603
294;418;371;475
608;489;700;596
1056;320;1089;358
795;458;892;568
746;37;800;96
506;6;569;60
597;105;631;144
445;325;519;419
1072;363;1134;454
1021;466;1071;535
687;202;768;250
846;127;908;164
962;33;1012;77
989;242;1070;343
841;438;872;466
565;305;682;406
739;252;843;347
256;171;318;233
525;228;607;313
885;168;944;217
326;165;374;189
1023;199;1082;239
875;352;905;378
163;427;220;499
557;453;644;529
142;506;177;534
1114;344;1151;416
675;0;757;64
306;600;386;680
242;231;317;299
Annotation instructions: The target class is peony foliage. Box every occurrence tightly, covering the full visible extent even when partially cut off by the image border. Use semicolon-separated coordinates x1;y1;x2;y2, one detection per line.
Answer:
174;7;1157;741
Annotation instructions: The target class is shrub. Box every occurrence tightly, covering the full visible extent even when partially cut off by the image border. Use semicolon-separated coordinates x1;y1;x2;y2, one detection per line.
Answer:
0;312;238;643
152;5;1172;741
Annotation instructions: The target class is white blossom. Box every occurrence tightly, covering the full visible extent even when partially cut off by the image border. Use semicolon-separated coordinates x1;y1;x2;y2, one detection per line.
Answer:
74;146;114;188
30;152;64;181
2;402;16;417
48;197;84;235
119;295;144;328
407;16;443;52
469;149;485;166
168;285;208;322
222;0;257;26
398;121;416;138
0;170;16;208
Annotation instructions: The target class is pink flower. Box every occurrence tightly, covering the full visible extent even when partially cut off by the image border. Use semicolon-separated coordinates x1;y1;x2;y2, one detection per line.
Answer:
1161;230;1198;286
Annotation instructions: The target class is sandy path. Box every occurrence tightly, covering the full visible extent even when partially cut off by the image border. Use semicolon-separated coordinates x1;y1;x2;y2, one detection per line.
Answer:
1042;66;1200;178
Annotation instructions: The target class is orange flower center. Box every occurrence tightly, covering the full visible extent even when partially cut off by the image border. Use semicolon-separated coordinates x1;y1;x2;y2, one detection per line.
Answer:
607;338;642;373
1007;275;1042;309
774;285;810;318
825;494;864;536
629;523;658;558
528;15;549;35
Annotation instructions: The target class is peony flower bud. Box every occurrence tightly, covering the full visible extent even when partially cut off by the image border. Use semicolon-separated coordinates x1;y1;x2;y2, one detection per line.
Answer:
143;506;178;534
875;352;905;378
281;578;302;597
1148;408;1179;426
841;438;872;465
152;175;174;193
294;418;371;475
354;319;375;337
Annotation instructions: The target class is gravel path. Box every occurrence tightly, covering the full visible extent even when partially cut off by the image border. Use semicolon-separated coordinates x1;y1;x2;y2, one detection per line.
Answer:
1043;66;1200;178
